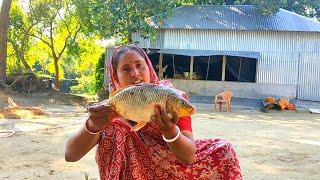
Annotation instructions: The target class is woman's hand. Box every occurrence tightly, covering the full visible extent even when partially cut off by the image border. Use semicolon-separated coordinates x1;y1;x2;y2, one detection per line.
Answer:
151;104;178;133
151;104;196;164
87;104;119;132
65;104;118;162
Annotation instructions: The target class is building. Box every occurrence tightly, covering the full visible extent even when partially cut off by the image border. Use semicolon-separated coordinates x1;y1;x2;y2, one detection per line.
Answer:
108;5;320;101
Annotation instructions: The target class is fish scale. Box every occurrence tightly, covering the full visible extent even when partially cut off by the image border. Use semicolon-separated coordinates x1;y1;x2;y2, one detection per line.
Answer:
104;84;196;131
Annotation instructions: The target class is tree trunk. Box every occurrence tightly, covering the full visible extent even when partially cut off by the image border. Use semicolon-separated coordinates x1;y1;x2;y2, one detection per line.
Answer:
19;53;32;71
53;57;60;90
9;39;32;71
0;0;12;84
127;32;132;43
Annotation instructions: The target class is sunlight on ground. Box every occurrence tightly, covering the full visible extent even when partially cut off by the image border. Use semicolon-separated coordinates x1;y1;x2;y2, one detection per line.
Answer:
1;107;319;179
14;122;47;132
0;108;46;119
291;139;320;146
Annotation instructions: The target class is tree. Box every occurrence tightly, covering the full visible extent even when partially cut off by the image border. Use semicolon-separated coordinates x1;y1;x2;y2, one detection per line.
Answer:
185;0;320;19
7;0;37;72
238;0;320;19
27;0;81;89
279;0;320;19
0;0;12;84
74;0;182;43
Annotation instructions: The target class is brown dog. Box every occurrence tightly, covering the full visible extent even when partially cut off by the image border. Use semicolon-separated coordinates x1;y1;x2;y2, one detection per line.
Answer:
214;91;233;112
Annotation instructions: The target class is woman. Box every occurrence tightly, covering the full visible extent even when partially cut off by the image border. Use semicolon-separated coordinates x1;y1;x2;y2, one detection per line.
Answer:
65;44;242;179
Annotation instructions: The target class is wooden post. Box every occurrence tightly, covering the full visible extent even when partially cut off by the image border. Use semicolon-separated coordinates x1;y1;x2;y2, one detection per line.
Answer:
158;53;163;79
172;54;176;77
238;57;242;82
221;55;226;81
190;56;194;80
206;56;210;80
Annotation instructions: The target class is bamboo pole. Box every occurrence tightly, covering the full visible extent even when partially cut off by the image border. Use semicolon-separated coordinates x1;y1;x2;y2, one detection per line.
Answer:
158;53;163;79
221;55;226;81
206;56;210;80
190;56;194;80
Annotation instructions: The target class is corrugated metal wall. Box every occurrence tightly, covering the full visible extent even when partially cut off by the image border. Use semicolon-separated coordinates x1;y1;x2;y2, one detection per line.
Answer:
257;52;299;85
297;52;320;101
132;30;320;100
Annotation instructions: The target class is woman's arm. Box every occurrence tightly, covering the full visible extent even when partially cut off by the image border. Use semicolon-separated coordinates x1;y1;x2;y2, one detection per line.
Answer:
163;128;196;165
65;104;118;162
65;123;101;162
152;105;196;165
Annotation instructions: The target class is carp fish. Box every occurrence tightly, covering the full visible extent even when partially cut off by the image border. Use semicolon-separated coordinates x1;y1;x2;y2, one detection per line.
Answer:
103;83;196;131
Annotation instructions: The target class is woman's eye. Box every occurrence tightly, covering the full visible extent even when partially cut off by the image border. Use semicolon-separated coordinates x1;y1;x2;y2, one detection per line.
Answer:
136;63;144;69
122;67;131;72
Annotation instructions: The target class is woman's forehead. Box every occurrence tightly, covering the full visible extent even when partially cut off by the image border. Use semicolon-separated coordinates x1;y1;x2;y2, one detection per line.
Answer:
118;51;146;63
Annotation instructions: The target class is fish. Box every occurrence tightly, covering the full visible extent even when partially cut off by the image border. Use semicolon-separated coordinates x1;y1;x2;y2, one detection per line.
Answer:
103;83;196;131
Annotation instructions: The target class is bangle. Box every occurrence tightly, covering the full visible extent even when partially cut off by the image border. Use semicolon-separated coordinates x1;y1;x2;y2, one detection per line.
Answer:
84;119;102;135
162;126;180;143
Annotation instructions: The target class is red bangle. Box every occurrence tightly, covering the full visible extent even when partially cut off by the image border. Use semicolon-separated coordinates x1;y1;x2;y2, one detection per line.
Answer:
84;119;102;135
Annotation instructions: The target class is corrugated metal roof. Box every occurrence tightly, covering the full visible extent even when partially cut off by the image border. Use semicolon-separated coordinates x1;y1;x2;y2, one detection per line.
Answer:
147;5;320;32
153;49;260;59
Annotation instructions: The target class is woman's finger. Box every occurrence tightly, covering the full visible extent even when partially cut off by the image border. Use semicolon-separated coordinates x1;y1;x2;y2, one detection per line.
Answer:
88;104;115;112
150;115;156;122
89;105;117;116
160;106;170;124
88;111;107;119
89;113;108;119
171;109;179;124
154;106;164;127
88;105;104;112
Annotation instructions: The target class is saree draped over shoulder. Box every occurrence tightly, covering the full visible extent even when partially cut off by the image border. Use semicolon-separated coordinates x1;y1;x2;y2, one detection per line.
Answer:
96;119;242;180
100;44;242;179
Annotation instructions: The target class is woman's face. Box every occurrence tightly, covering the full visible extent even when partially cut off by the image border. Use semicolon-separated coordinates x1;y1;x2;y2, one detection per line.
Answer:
115;50;151;88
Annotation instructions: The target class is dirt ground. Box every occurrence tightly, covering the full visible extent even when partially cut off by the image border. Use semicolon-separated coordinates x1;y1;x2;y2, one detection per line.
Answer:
0;91;319;180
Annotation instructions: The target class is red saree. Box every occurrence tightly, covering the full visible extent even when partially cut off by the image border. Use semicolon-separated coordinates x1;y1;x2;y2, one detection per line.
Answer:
96;119;242;179
97;45;242;179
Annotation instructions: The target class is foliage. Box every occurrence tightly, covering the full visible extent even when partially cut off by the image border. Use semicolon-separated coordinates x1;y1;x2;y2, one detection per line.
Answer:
67;36;104;94
70;75;96;94
177;0;320;19
6;43;23;75
280;0;320;19
5;0;320;94
94;53;105;93
23;0;82;89
7;0;32;71
73;0;183;43
184;0;225;5
224;0;320;19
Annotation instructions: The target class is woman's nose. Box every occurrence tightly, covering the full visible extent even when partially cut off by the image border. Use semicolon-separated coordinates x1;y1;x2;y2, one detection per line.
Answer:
131;67;139;77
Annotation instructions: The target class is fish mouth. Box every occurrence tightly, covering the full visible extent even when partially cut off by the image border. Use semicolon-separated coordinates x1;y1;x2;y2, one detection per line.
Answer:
189;107;196;115
180;107;196;116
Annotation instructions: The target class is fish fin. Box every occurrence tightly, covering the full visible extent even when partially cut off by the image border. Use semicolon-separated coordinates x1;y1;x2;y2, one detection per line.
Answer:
132;122;147;131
